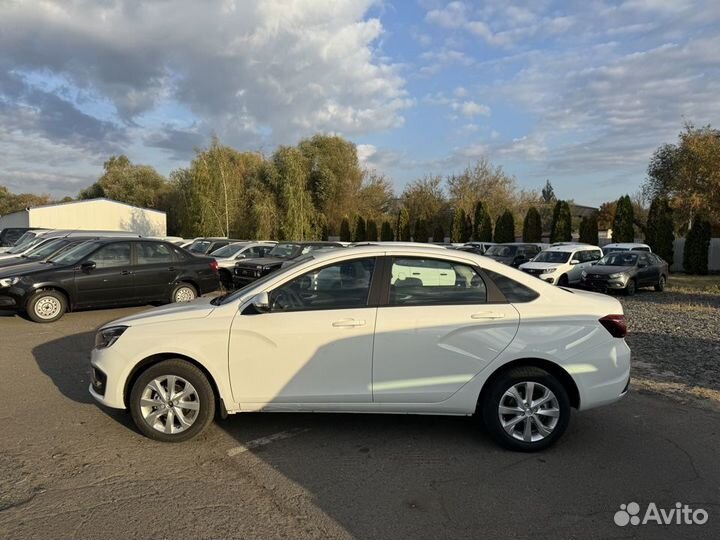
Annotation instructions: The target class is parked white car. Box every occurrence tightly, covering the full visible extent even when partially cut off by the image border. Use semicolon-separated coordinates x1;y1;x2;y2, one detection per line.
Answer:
602;243;651;256
89;245;630;451
519;244;603;286
211;241;276;287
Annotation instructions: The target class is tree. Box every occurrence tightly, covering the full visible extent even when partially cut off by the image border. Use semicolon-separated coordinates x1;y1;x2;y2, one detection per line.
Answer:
339;217;352;242
353;215;367;242
269;146;317;240
472;201;489;241
683;217;711;274
494;210;515;243
612;195;635;242
396;207;411;241
465;214;473;243
522;206;542;242
401;175;447;234
380;221;394;241
597;200;617;230
414;218;429;242
646;196;675;263
579;213;599;245
550;200;572;242
366;219;378;242
79;154;169;210
432;224;445;243
541;180;556;204
644;124;720;229
451;208;468;243
0;185;52;216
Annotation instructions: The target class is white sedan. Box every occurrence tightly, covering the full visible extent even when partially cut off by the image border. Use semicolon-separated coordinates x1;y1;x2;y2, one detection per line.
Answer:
89;245;631;451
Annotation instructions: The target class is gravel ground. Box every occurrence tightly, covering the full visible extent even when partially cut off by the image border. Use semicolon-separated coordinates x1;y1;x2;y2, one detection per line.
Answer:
620;287;720;401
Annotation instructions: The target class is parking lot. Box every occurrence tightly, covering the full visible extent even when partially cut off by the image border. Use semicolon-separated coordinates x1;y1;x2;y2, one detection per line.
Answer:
1;287;719;539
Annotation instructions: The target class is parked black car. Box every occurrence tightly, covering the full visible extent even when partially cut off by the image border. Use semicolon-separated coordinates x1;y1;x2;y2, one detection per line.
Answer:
0;227;43;247
0;238;220;322
233;241;343;286
484;243;543;267
0;237;91;270
185;238;246;255
580;250;669;296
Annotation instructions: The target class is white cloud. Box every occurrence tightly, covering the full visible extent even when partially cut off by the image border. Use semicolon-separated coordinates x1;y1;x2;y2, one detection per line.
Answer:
454;101;491;117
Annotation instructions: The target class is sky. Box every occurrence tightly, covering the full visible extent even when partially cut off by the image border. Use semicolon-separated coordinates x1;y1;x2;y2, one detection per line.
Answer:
1;0;719;206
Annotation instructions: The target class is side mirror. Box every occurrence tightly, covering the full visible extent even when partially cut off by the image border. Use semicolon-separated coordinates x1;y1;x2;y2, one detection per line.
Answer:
250;291;270;312
81;261;96;272
638;262;647;268
570;259;580;265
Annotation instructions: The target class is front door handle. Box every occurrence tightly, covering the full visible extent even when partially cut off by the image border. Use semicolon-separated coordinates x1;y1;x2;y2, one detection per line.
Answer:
332;318;366;328
120;270;134;276
471;311;505;320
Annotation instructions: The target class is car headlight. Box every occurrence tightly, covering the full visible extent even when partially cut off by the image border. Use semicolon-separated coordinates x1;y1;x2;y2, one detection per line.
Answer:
541;267;557;274
0;277;20;287
608;273;623;279
94;326;128;349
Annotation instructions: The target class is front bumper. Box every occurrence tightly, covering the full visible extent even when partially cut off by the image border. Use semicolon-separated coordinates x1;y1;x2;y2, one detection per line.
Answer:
581;277;627;291
89;346;132;409
0;285;28;310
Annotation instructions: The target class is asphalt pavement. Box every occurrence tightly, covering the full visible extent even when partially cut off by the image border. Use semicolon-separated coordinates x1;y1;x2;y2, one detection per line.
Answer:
0;306;718;539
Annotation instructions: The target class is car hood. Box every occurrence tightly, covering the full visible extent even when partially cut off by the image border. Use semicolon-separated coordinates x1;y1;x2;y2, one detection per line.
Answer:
236;256;285;268
107;297;217;327
585;265;634;275
0;260;57;278
519;262;561;271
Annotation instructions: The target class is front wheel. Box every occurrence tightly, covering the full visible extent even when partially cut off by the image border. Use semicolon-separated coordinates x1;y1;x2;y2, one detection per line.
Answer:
129;359;215;442
481;367;571;452
624;279;636;296
654;275;666;292
26;289;67;323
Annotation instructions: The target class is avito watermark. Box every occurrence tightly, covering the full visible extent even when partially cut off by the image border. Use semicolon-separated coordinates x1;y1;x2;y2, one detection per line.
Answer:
614;502;709;527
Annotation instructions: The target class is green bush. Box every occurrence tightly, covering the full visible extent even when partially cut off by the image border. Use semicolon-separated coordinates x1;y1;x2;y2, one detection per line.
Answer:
380;221;394;241
432;224;445;242
578;213;599;245
550;200;572;242
523;206;542;242
451;208;467;243
353;216;366;242
494;210;515;243
339;217;351;242
396;208;411;241
683;218;711;275
414;218;429;242
366;219;378;242
612;195;634;242
473;201;492;241
646;196;674;264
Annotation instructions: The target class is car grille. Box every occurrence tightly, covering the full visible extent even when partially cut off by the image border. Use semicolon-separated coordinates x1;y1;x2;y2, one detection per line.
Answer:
523;268;544;276
235;267;255;277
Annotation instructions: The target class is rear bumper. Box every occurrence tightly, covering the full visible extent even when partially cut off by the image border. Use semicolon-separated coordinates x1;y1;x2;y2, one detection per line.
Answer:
575;339;632;411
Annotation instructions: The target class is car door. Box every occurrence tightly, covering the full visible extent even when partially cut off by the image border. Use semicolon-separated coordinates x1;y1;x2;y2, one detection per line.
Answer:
637;253;657;285
567;249;590;283
132;242;178;301
228;257;378;405
73;242;134;306
372;256;520;403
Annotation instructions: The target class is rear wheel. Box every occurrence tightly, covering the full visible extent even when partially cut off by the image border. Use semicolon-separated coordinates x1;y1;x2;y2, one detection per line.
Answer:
624;279;636;296
26;289;67;323
481;366;570;452
172;282;197;303
557;274;569;287
219;269;234;290
129;359;215;442
654;274;666;292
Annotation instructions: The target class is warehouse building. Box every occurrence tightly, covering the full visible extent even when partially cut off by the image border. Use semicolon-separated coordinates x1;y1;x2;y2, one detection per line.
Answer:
0;198;166;236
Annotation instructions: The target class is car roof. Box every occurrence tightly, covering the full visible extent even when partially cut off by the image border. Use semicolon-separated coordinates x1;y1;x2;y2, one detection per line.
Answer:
543;244;600;253
604;243;649;247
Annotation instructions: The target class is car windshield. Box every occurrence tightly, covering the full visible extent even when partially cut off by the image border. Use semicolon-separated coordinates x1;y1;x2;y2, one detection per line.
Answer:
268;243;300;258
24;238;66;258
485;245;517;257
48;241;100;265
603;246;628;255
10;231;39;250
8;235;43;254
211;243;246;258
533;251;571;263
187;240;212;253
597;253;638;266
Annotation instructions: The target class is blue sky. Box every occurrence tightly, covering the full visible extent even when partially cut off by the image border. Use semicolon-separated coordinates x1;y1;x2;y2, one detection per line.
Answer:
1;1;719;206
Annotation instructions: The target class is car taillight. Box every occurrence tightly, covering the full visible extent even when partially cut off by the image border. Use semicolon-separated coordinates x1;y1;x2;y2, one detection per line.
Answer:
599;314;627;338
209;260;219;273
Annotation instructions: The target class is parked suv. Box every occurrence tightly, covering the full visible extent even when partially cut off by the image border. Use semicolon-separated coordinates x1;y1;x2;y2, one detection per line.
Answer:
519;244;603;286
233;241;343;286
484;243;543;267
602;243;651;256
0;238;220;322
211;242;276;288
0;227;44;248
581;250;669;295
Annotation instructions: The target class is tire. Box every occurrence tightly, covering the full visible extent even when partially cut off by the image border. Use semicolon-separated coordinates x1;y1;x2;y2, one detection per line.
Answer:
219;269;234;290
654;274;666;292
129;359;215;443
481;366;571;452
557;274;569;287
171;282;197;303
624;279;636;296
26;289;67;323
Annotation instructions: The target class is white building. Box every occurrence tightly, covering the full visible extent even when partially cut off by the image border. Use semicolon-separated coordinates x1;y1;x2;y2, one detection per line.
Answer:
0;198;166;236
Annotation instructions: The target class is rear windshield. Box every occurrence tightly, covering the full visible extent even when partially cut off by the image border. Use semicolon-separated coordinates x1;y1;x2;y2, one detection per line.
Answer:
269;244;300;258
187;240;212;253
485;245;517;257
211;243;246;258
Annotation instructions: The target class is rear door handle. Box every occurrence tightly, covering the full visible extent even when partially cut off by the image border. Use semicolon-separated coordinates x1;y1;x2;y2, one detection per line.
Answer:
120;270;134;276
332;318;366;328
471;311;505;320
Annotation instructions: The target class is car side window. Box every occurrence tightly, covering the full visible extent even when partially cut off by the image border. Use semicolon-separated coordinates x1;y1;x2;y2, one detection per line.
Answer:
91;243;131;269
483;269;539;302
137;242;174;265
269;258;376;312
389;257;487;306
639;254;650;266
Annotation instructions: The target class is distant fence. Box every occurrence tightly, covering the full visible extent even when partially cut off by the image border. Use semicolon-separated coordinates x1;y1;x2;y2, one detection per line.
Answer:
670;238;720;273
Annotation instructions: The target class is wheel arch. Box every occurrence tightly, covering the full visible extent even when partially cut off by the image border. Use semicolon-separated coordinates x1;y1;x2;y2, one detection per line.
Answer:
123;353;226;417
478;358;581;410
29;284;74;311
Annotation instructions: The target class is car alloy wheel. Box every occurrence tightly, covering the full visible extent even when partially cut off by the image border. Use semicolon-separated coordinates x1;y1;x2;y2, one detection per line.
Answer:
625;279;636;296
498;382;560;442
655;275;665;292
173;285;196;303
140;375;200;435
